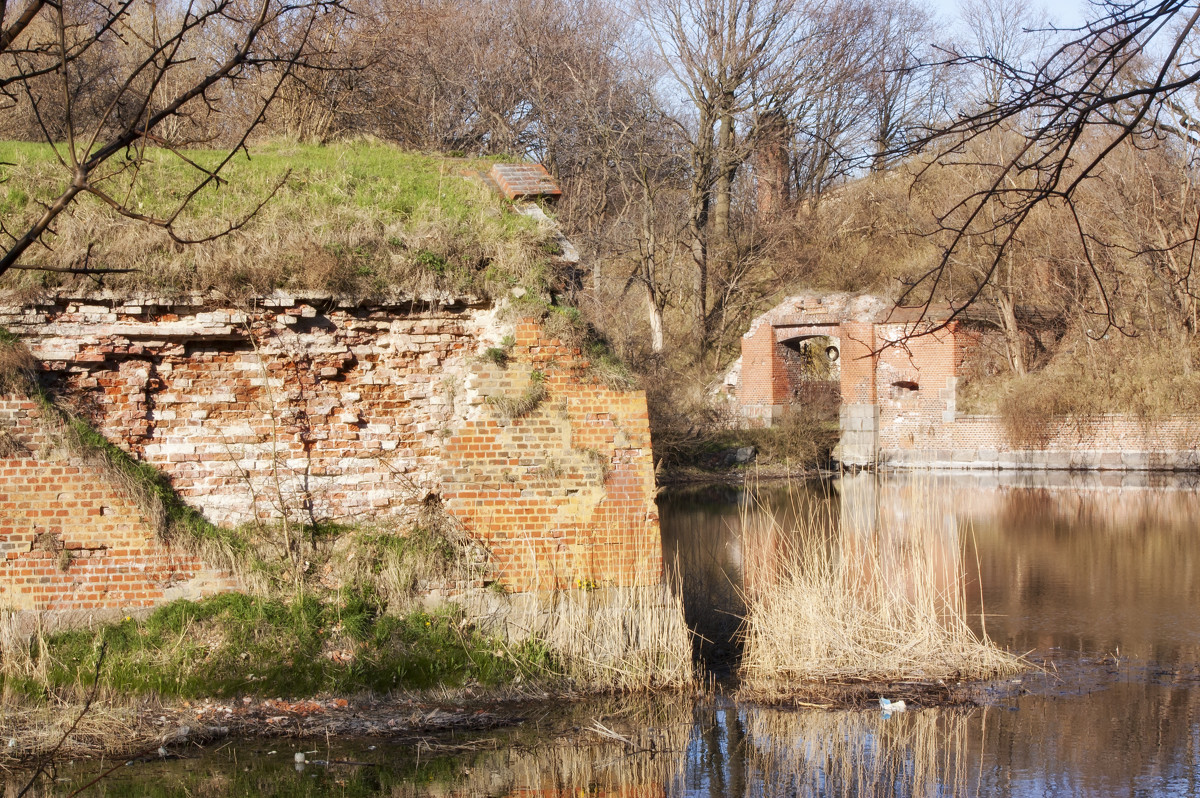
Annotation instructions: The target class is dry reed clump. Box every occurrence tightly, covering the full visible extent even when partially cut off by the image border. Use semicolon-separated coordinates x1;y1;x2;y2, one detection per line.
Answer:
497;584;695;691
738;484;1024;695
461;530;696;692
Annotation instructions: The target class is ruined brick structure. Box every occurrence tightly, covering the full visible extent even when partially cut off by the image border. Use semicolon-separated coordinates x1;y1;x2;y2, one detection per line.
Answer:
0;397;238;612
732;293;1200;470
0;292;660;613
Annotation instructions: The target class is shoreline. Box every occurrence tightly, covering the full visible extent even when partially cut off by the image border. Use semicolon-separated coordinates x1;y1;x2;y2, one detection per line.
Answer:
1;672;1028;769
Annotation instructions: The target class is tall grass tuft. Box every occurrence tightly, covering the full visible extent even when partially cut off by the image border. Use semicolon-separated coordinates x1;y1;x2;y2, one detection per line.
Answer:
498;583;695;691
463;522;696;692
738;479;1024;694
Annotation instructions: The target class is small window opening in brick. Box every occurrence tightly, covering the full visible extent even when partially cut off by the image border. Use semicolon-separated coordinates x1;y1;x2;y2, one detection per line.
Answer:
892;380;919;392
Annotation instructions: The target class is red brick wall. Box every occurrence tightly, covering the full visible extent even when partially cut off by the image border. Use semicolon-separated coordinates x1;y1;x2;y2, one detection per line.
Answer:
0;398;237;612
441;321;660;590
837;321;877;405
0;294;662;598
739;321;780;405
876;322;958;451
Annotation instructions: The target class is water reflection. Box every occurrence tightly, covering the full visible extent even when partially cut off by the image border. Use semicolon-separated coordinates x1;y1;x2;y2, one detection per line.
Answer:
14;473;1200;797
686;703;973;798
664;472;1200;797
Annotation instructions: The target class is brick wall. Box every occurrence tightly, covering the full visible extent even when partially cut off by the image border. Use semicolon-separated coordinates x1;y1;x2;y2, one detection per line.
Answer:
738;320;780;408
0;292;662;601
884;413;1200;470
0;397;237;612
735;294;1200;470
440;320;659;590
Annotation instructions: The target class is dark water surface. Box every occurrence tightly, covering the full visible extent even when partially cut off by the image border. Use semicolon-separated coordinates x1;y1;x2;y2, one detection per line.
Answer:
20;473;1200;796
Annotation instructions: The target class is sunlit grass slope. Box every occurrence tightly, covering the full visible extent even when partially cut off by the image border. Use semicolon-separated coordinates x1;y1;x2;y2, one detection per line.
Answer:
0;139;551;298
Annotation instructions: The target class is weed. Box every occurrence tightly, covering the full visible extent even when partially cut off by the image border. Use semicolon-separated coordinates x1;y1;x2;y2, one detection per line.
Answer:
482;346;511;368
487;370;548;420
582;447;611;485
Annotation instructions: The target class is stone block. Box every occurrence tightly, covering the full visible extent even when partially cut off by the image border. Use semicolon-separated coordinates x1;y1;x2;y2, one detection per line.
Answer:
1122;451;1150;469
1045;451;1072;469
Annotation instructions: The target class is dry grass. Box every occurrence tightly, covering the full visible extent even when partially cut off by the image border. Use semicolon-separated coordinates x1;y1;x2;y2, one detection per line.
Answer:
492;583;695;691
957;332;1200;448
462;526;696;692
0;701;157;766
485;369;549;421
0;330;36;395
738;482;1024;695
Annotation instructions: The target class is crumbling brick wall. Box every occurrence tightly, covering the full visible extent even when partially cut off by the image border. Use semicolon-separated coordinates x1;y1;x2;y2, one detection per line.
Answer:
0;291;662;605
0;397;237;612
441;321;659;590
735;294;1200;469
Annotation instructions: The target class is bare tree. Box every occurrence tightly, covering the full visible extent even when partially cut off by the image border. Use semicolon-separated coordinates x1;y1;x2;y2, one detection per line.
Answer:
905;1;1200;334
647;0;813;354
866;0;950;172
957;0;1054;107
0;0;340;278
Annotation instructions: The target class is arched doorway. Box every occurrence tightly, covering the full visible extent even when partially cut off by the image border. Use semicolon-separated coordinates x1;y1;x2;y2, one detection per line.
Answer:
778;334;841;404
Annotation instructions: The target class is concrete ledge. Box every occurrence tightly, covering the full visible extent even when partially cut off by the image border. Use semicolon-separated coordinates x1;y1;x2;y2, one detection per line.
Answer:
880;448;1200;472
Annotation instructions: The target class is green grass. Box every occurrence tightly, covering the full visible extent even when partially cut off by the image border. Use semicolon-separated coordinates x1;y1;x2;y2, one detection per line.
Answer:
0;139;550;298
11;592;548;700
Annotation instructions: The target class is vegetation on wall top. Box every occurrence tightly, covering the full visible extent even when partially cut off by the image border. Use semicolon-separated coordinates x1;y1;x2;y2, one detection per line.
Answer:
0;140;557;301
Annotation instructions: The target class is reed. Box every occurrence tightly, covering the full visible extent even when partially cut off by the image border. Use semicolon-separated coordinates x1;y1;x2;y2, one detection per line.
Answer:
738;479;1024;694
506;582;695;691
457;513;696;692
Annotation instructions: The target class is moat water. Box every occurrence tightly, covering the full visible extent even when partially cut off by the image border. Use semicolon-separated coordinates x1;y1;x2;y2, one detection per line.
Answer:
18;472;1200;796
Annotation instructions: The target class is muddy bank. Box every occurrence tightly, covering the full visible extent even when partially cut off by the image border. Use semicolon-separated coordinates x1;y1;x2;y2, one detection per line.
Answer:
5;673;1028;770
1;692;536;768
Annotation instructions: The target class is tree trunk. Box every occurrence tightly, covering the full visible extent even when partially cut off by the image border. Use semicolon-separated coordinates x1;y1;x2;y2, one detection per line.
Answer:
994;289;1027;375
646;284;666;353
689;105;715;356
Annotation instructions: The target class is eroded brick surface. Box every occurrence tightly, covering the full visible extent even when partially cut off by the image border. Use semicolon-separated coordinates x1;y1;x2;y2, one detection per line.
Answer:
0;292;661;606
0;398;237;611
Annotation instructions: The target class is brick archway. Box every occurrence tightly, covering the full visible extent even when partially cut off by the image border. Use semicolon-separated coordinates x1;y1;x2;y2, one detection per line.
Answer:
734;294;965;466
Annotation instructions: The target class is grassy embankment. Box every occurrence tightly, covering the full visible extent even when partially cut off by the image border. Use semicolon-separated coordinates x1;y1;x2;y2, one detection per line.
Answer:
0;139;550;299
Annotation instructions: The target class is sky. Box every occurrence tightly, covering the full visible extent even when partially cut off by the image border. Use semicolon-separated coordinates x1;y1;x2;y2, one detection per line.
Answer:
930;0;1089;34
